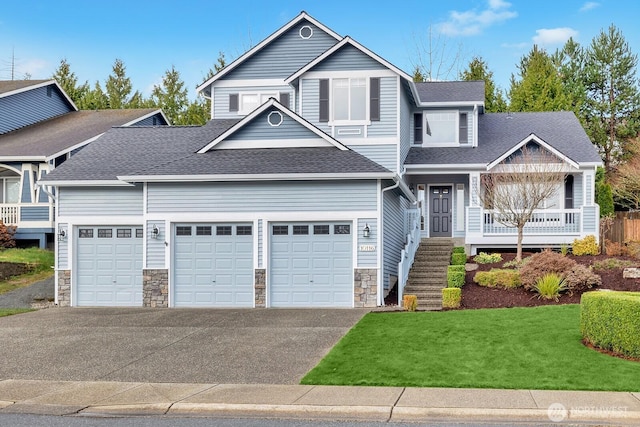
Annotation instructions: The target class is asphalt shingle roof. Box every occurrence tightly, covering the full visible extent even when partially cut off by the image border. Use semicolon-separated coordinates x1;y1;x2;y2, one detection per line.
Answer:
0;109;164;158
404;111;602;166
41;119;390;183
415;81;485;104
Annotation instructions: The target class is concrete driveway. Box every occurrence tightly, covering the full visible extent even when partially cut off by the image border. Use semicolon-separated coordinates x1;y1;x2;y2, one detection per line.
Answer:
0;308;367;384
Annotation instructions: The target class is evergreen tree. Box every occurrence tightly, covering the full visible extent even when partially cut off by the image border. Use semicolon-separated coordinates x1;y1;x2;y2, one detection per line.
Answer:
553;38;588;121
459;56;507;112
105;58;135;109
51;59;88;104
77;81;108;110
583;24;640;172
150;65;189;125
508;45;571;112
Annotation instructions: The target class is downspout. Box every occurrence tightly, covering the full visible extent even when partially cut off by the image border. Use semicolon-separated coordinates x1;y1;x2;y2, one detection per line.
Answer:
36;182;58;305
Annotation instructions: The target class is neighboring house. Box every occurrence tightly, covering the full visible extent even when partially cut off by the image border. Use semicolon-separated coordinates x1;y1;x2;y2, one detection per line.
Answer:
0;79;169;248
40;11;602;309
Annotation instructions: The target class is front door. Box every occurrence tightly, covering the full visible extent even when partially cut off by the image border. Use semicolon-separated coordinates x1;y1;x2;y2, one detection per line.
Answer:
430;186;452;237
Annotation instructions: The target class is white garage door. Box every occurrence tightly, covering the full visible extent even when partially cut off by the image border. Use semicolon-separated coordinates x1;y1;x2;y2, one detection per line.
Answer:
76;226;143;307
270;222;353;307
173;223;254;307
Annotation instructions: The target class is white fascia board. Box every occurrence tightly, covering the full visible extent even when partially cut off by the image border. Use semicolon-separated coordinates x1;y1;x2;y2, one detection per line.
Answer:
117;172;395;182
0;156;46;162
45;134;103;162
418;101;484;108
197;12;342;94
198;98;348;152
487;134;579;170
38;180;135;187
213;79;287;88
404;163;487;173
286;37;413;84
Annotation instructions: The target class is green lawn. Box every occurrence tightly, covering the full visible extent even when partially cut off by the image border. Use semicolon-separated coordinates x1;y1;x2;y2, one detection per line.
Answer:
0;248;54;294
0;308;33;317
301;305;640;391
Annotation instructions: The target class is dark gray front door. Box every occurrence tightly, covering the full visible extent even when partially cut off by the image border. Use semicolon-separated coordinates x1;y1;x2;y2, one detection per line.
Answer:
430;186;452;237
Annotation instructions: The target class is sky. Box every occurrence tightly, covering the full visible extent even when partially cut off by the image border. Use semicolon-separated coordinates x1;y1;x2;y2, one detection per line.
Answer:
1;0;638;101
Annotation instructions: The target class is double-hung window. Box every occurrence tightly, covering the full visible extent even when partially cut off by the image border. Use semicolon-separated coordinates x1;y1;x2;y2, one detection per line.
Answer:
319;77;380;124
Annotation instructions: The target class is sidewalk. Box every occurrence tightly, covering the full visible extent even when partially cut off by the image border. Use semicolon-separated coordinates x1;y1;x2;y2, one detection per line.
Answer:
0;380;639;424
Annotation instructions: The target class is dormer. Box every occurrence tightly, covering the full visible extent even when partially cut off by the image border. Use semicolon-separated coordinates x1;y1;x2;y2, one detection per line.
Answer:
412;81;484;148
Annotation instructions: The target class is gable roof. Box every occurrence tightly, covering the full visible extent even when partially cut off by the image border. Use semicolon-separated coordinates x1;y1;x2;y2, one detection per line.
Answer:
196;11;342;96
0;79;77;110
404;111;602;168
414;81;485;106
285;36;413;84
198;98;348;152
0;108;166;161
41;119;391;185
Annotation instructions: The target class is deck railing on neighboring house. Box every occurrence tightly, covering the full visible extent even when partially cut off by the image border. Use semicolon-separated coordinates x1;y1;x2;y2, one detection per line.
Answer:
483;209;581;234
397;208;421;306
0;205;19;225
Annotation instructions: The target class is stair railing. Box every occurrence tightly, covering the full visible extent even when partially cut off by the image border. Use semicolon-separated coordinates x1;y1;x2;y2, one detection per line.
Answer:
397;208;421;306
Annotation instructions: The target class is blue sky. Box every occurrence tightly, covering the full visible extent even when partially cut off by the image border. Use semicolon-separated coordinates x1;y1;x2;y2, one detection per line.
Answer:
1;0;637;101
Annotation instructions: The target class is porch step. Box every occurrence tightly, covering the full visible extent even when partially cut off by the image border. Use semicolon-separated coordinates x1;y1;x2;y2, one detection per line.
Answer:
402;238;454;311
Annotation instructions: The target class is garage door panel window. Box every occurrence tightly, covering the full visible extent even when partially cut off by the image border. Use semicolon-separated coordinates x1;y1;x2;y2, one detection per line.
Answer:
216;226;232;236
176;226;192;236
79;229;93;238
314;225;329;235
98;229;112;238
117;229;132;238
237;226;252;235
272;225;289;235
334;224;350;234
196;226;212;236
293;225;309;235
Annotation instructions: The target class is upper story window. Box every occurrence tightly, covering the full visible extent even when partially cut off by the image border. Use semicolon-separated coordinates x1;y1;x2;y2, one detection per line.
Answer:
228;92;291;115
319;77;380;124
414;111;470;146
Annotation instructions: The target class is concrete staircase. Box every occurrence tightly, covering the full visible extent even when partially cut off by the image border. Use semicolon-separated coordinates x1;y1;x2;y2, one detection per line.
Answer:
404;238;454;310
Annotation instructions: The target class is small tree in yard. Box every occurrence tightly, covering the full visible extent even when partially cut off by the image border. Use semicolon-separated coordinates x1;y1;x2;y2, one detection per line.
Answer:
0;221;16;249
477;145;567;262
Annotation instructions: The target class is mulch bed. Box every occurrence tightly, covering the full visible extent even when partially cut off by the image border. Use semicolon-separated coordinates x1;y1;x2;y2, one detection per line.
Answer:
462;252;640;309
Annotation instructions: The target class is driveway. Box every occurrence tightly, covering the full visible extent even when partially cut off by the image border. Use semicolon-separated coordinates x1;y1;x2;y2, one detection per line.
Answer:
0;307;367;384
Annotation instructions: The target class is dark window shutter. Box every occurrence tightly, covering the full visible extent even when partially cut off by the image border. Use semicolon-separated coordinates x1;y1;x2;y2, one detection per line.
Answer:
459;112;468;144
370;77;380;121
565;175;574;209
279;92;290;108
229;93;239;112
414;113;423;144
319;79;329;122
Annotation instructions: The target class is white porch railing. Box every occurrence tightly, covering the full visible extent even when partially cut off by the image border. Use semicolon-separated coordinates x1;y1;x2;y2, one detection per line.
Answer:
397;208;421;306
483;209;581;234
0;205;19;225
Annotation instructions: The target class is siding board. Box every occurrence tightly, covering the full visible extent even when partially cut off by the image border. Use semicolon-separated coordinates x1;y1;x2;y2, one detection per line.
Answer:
382;190;406;290
58;185;143;216
0;86;72;134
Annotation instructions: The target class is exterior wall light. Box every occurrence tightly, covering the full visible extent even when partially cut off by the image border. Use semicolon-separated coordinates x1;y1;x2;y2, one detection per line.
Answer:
58;228;66;242
151;225;159;239
363;223;370;238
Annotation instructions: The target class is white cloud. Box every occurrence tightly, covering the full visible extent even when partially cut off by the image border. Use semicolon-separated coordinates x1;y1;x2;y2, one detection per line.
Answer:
579;2;600;12
532;28;579;46
501;42;529;50
437;0;518;36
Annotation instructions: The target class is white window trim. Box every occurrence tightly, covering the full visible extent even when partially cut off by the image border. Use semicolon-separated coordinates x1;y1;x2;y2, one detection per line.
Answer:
328;77;371;126
421;110;460;147
238;91;278;115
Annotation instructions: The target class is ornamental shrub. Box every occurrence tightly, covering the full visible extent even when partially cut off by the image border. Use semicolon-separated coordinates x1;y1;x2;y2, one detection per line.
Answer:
442;287;461;309
452;246;465;254
572;235;599;256
519;249;577;290
0;221;16;249
473;269;520;288
581;291;640;358
447;265;466;288
563;264;601;294
473;252;502;264
532;273;567;301
403;294;417;312
451;252;466;265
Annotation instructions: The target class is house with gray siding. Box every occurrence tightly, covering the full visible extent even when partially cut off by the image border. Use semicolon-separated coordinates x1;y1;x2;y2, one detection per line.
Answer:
41;11;602;309
0;79;168;248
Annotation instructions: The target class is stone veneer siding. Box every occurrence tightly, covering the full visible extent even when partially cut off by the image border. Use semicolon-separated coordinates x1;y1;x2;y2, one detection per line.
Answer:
255;269;266;308
354;268;378;308
57;269;71;307
143;269;168;308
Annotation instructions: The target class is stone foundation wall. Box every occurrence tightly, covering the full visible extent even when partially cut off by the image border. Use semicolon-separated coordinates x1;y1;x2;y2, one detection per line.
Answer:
57;270;71;307
255;269;266;308
354;268;378;308
143;269;168;308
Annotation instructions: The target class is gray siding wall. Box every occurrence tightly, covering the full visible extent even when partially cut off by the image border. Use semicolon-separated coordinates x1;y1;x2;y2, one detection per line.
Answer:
583;205;598;233
20;206;49;221
213;85;292;119
301;79;330;134
225;110;318;140
382;189;407;291
21;172;32;203
147;181;378;213
346;145;397;171
467;207;482;232
311;45;387;71
134;113;167;126
574;174;584;207
225;21;337;80
58;185;143;216
357;218;377;267
57;223;69;269
398;85;412;165
146;220;166;268
367;77;398;138
0;86;72;134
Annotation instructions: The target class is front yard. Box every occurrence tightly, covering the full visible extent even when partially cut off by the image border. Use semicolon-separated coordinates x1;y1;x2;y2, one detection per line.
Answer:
301;305;640;391
0;248;54;295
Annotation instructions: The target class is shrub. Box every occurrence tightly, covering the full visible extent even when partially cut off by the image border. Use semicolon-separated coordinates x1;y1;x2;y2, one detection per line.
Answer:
533;273;567;301
581;291;640;358
0;221;16;249
442;287;461;309
447;265;466;288
452;246;465;254
473;269;520;288
626;241;640;258
572;235;599;256
451;252;467;266
559;244;569;256
473;252;502;264
403;295;417;312
518;249;577;289
563;264;601;294
604;240;623;256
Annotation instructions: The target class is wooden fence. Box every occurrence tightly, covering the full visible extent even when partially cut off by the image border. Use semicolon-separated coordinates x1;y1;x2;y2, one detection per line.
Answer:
603;211;640;243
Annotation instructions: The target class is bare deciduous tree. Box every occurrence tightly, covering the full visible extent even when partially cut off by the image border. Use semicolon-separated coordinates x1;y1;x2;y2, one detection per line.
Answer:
611;138;640;211
476;145;567;261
